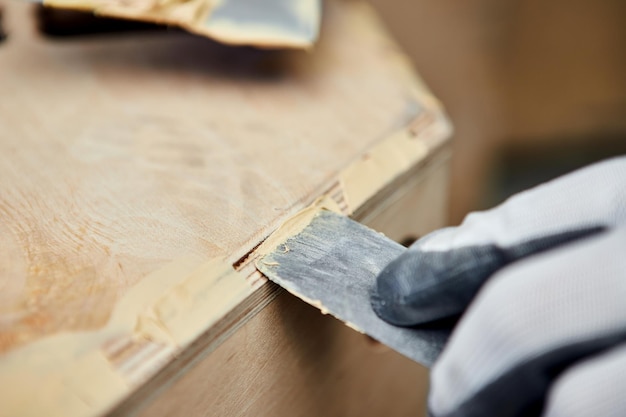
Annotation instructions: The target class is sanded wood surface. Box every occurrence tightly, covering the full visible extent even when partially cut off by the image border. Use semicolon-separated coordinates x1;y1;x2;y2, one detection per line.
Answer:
0;1;451;416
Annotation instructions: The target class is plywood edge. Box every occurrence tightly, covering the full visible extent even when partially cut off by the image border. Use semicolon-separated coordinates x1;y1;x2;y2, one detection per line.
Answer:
126;147;452;417
0;255;256;417
112;105;452;416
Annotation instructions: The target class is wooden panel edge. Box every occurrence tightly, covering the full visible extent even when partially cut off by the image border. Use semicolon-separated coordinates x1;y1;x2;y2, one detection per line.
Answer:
0;10;452;409
0;104;450;417
112;117;452;416
125;144;452;417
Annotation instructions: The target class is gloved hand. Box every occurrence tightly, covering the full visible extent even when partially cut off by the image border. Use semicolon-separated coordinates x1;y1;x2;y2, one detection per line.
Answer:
371;157;626;417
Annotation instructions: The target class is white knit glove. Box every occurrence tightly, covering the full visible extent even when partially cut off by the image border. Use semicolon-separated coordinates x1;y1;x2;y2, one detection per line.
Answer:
371;157;626;417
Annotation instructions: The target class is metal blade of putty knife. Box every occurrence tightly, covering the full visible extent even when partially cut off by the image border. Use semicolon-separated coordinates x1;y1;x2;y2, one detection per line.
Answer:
256;210;449;367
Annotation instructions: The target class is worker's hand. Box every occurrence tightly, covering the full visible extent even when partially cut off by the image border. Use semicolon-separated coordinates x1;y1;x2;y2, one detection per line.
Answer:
371;157;626;417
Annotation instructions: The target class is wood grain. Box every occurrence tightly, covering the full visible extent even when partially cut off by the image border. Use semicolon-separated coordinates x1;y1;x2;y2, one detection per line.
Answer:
0;1;451;416
136;290;431;417
0;0;436;354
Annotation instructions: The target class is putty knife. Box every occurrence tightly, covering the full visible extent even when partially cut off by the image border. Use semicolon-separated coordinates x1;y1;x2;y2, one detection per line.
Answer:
257;210;449;367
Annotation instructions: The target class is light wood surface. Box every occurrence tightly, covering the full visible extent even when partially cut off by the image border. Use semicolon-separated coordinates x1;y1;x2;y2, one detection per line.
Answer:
129;157;449;417
0;1;451;416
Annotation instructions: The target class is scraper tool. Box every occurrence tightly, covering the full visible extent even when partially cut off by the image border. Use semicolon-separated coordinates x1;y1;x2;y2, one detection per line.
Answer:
256;209;449;367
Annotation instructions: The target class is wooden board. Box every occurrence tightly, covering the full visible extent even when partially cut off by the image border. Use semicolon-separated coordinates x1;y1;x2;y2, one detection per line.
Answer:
130;158;450;417
0;1;451;416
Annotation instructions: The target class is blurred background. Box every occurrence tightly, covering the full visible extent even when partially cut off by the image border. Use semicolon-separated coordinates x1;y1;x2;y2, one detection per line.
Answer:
369;0;626;224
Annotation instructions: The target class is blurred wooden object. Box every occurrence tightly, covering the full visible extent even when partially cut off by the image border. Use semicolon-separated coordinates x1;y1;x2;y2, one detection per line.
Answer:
369;0;626;220
0;1;451;416
41;0;321;48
